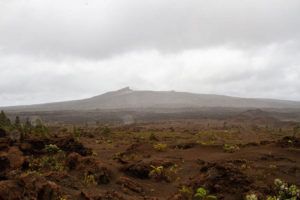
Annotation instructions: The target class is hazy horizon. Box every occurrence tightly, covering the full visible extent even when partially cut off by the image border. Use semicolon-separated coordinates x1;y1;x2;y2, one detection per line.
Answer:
2;87;300;109
1;0;300;106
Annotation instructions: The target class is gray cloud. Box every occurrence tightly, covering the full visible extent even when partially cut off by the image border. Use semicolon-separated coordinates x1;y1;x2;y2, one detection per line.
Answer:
0;0;300;106
1;0;300;58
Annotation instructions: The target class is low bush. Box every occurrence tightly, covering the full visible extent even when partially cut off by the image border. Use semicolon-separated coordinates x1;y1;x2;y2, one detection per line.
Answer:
149;165;165;181
153;143;168;152
223;144;240;153
44;144;62;153
267;178;299;200
28;154;65;172
245;193;258;200
179;185;193;199
194;187;217;200
83;173;97;185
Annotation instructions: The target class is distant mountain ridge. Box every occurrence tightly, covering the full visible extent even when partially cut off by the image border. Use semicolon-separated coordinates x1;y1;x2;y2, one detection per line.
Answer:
3;87;300;111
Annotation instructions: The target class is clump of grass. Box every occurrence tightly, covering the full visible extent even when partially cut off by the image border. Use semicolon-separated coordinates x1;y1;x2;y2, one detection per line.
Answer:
92;151;98;156
149;133;159;141
267;179;300;200
29;155;65;172
44;144;62;153
149;164;181;182
166;164;180;182
194;187;217;200
245;193;258;200
223;144;240;153
83;173;97;185
153;143;168;152
197;140;215;146
102;126;111;135
246;179;300;200
179;185;193;199
149;165;165;181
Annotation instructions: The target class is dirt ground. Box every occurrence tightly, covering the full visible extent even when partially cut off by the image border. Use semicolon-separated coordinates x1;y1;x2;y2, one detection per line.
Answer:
0;119;299;200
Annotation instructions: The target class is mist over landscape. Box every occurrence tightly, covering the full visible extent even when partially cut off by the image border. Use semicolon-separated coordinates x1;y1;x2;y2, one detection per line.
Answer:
0;1;300;200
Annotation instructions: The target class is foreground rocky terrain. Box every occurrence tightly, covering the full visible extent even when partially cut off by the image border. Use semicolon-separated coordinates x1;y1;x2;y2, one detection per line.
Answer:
0;116;299;200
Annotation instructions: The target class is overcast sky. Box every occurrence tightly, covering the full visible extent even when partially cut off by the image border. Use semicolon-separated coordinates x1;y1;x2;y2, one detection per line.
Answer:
1;0;300;106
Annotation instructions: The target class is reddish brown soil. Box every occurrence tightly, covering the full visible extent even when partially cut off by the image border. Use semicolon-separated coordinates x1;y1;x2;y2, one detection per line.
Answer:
0;120;299;200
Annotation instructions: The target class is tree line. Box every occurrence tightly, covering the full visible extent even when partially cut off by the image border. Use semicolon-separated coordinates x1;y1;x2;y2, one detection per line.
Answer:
0;110;48;139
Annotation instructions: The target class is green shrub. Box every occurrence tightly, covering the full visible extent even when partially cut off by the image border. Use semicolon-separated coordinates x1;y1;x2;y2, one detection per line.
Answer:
33;119;49;137
245;194;258;200
72;126;82;138
153;143;168;152
44;144;62;153
28;154;65;172
179;185;193;199
84;173;97;185
268;178;300;200
194;187;217;200
247;179;299;200
0;110;11;128
149;133;159;141
102;126;111;135
149;165;165;181
223;144;240;153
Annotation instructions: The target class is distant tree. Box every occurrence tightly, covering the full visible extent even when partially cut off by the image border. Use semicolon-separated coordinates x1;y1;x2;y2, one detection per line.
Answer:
293;125;300;138
34;118;48;137
0;110;11;127
101;126;111;135
24;118;32;135
35;118;43;127
14;116;21;128
223;121;228;129
72;126;80;138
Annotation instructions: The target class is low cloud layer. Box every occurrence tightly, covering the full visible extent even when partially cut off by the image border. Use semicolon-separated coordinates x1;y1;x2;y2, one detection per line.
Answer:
0;0;300;106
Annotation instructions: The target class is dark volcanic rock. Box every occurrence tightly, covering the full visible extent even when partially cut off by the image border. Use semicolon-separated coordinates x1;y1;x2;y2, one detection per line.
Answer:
121;161;151;179
0;128;6;138
55;137;92;156
277;136;300;148
0;155;10;180
20;137;49;155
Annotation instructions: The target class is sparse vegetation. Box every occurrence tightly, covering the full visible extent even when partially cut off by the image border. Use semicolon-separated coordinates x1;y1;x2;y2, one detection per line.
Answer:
44;144;62;153
0;112;299;199
267;179;300;200
33;118;49;137
245;193;258;200
149;132;159;141
29;154;65;172
293;125;300;138
84;173;97;185
223;144;240;153
179;185;193;199
149;164;180;182
153;143;168;151
102;126;111;135
194;187;217;200
149;165;165;181
0;110;11;129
